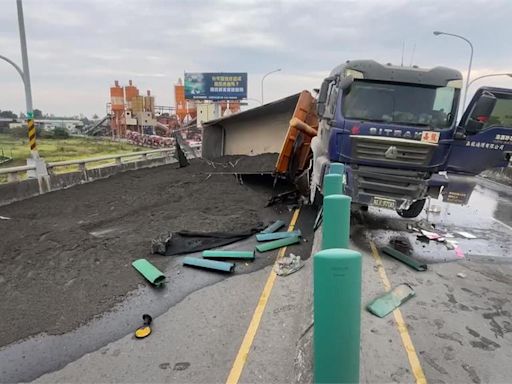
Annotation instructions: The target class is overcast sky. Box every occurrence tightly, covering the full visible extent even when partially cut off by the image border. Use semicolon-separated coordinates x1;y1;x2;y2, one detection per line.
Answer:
1;0;511;117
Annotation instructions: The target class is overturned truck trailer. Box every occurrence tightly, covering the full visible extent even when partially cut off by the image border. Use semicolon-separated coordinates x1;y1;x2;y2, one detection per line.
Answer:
201;91;318;181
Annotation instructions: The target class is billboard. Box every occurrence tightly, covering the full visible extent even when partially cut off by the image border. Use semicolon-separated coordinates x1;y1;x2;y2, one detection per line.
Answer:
184;72;247;100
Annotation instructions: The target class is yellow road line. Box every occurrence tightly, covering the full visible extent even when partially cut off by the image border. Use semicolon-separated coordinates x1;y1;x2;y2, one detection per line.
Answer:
370;241;427;384
226;209;301;384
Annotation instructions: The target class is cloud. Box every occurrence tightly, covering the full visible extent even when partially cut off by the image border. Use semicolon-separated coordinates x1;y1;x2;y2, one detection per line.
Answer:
0;0;511;116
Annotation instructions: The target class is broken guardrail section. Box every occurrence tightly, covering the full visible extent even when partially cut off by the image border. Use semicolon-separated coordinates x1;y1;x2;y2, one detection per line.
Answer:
183;256;235;273
202;250;255;260
132;259;166;286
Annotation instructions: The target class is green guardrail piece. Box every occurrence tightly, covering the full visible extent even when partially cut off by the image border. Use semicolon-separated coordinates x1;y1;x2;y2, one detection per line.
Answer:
255;236;300;252
260;220;286;234
367;283;415;318
322;194;351;250
183;256;235;272
314;248;361;384
256;230;301;242
202;250;255;260
329;163;345;175
381;246;428;271
132;258;166;286
323;173;344;196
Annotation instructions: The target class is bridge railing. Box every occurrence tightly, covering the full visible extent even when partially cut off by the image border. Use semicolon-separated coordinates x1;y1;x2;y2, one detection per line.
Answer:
0;147;175;182
0;164;36;182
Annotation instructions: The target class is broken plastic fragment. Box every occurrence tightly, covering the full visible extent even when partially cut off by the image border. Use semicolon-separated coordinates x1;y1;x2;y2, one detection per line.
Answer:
367;284;415;318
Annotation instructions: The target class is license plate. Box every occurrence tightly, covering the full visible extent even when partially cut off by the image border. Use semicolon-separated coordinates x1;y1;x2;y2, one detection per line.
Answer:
421;131;440;144
372;196;396;209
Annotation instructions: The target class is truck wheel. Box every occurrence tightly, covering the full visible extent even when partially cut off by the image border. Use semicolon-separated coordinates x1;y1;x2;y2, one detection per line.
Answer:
396;199;426;218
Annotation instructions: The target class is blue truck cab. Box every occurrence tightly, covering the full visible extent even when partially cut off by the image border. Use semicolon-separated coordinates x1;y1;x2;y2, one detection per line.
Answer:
311;60;512;217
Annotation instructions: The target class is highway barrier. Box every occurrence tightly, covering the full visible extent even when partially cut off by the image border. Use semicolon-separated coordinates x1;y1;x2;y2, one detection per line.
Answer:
0;147;176;206
314;165;362;384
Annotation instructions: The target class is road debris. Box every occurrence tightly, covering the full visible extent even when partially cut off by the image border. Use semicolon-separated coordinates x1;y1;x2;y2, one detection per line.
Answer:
256;236;301;252
454;245;465;259
457;231;477;239
256;229;301;242
367;284;415;318
202;250;255;260
183;256;235;273
457;272;467;278
426;204;441;213
152;226;263;256
260;220;286;234
132;259;166;287
274;253;304;276
0;215;11;220
134;314;153;339
382;243;428;271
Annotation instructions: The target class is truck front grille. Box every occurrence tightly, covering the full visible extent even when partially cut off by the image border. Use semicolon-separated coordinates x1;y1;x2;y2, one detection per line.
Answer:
351;135;436;166
353;166;428;200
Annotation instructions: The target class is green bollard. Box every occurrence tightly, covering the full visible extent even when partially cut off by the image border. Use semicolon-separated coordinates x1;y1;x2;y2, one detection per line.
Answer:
314;248;361;384
323;174;344;196
329;163;345;175
322;194;351;250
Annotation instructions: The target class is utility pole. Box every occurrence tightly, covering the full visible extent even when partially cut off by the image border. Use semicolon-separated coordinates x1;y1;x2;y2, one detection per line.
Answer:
0;0;47;180
0;0;38;159
433;31;474;108
261;68;282;104
17;0;37;158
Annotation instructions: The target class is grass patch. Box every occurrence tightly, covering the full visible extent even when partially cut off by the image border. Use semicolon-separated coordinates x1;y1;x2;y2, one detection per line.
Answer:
0;134;141;168
0;134;144;182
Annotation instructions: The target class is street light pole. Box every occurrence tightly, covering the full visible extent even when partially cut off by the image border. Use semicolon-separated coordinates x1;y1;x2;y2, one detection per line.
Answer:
261;68;281;104
17;0;37;158
467;73;512;88
433;31;474;108
0;0;38;158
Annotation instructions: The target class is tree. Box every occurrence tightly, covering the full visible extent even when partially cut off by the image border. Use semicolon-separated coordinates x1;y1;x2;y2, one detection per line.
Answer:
92;114;99;120
33;109;43;119
0;110;18;119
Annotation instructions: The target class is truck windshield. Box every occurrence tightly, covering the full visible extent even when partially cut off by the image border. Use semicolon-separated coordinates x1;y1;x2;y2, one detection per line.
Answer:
342;80;459;129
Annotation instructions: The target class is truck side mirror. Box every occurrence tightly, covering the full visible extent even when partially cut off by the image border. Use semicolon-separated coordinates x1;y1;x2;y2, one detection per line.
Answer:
465;91;496;134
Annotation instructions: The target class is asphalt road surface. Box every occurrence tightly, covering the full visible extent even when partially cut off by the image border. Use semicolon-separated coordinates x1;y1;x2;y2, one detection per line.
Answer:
1;169;512;383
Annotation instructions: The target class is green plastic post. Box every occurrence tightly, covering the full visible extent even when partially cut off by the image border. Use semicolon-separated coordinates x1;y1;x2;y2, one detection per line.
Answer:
183;257;235;272
255;236;300;252
256;230;301;242
132;259;166;286
260;220;286;234
314;248;361;384
329;163;345;175
323;174;344;196
322;194;351;250
202;250;255;260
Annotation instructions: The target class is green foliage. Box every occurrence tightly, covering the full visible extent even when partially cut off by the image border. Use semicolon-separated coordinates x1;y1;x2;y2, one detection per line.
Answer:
0;110;17;119
52;127;69;139
33;109;43;119
0;133;139;169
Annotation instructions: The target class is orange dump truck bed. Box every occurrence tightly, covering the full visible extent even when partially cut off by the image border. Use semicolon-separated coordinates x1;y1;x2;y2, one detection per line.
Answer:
275;90;319;178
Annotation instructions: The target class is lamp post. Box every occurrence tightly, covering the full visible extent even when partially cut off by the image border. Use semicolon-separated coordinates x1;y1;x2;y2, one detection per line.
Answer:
261;68;281;104
0;0;38;158
467;73;512;88
433;31;474;108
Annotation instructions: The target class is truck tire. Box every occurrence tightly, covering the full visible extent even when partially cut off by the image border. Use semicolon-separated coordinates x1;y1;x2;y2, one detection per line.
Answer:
396;199;426;218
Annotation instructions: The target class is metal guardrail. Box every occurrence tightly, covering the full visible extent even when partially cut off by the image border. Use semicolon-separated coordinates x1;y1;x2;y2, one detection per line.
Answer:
0;148;175;182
